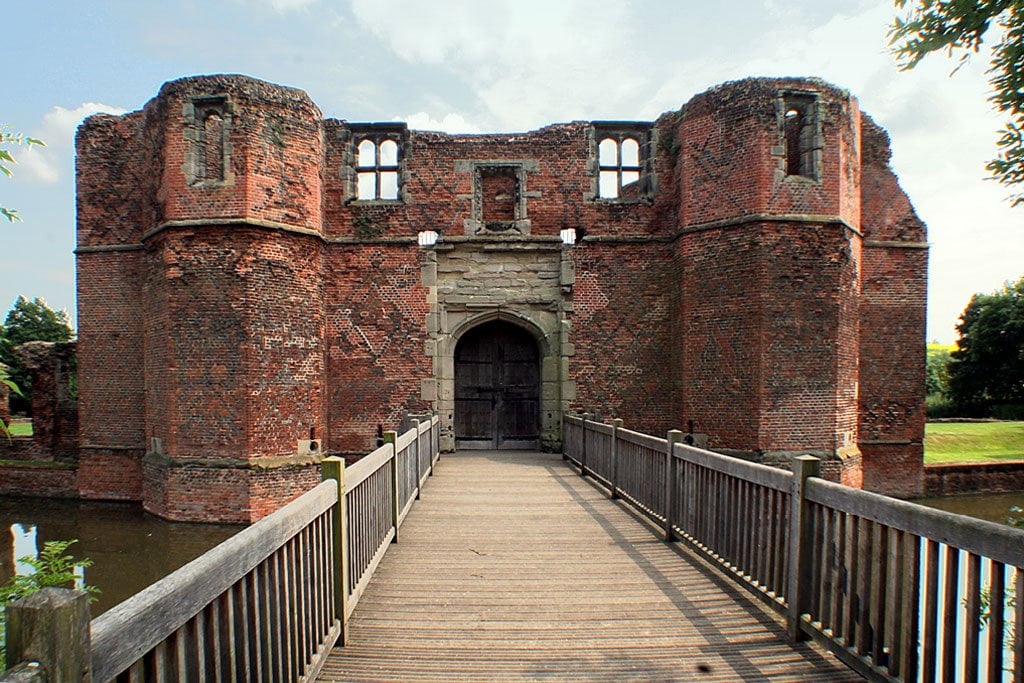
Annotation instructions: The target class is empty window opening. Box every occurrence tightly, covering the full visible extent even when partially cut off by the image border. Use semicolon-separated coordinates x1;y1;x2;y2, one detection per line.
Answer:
785;108;804;176
481;168;518;222
186;95;230;186
203;113;225;182
356;137;400;200
598;136;643;199
782;95;819;179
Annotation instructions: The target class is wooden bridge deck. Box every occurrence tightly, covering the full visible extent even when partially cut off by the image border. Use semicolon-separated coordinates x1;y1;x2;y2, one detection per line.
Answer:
317;450;861;682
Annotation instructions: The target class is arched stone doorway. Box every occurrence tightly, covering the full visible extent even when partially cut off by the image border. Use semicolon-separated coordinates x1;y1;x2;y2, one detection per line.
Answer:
454;320;540;449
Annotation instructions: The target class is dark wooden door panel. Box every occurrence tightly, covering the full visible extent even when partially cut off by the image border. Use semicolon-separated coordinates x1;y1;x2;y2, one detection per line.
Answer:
454;321;539;449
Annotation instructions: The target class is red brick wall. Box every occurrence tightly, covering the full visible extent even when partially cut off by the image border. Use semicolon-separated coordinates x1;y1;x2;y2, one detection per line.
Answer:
858;116;928;497
568;242;678;436
925;461;1024;496
0;464;77;498
325;245;431;453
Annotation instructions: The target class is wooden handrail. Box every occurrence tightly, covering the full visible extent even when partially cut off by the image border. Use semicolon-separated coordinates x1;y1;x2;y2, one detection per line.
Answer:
1;414;443;683
563;414;1024;683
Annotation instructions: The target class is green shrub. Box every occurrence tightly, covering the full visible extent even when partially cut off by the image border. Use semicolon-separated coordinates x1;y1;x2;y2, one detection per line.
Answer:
926;393;960;419
993;404;1024;420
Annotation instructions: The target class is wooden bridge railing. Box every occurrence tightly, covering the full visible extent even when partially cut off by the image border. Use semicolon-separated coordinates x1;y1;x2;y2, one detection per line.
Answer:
1;415;441;683
563;414;1024;683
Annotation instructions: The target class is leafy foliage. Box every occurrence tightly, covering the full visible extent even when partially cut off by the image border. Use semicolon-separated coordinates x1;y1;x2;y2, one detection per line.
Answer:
0;365;24;440
948;276;1024;413
0;540;97;670
0;296;74;410
926;343;954;396
890;1;1024;205
0;127;44;222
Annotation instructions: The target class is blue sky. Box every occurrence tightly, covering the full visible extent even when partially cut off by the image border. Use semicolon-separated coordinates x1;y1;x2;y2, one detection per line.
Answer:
3;0;1021;343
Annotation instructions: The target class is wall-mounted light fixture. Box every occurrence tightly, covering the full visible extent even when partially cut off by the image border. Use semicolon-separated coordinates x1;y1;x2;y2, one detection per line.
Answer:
417;230;439;247
559;228;577;245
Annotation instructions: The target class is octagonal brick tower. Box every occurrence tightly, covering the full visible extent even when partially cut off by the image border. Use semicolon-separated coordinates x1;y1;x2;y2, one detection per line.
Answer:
76;75;327;522
665;77;925;493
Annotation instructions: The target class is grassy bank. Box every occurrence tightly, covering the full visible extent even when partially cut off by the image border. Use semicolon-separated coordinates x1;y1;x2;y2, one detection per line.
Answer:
924;421;1024;463
6;422;31;437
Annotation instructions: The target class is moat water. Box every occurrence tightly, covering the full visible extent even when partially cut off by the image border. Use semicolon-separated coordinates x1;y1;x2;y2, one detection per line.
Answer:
912;490;1024;527
0;497;243;616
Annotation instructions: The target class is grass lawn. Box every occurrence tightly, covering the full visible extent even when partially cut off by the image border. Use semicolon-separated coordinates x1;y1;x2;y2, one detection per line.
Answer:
6;421;32;437
925;421;1024;463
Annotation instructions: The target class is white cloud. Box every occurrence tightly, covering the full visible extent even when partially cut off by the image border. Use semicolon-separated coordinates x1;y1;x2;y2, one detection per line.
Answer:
400;112;481;134
18;102;127;184
348;0;641;130
234;0;319;12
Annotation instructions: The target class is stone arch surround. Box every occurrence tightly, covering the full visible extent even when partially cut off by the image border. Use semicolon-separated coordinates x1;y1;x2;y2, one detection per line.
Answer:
422;241;575;452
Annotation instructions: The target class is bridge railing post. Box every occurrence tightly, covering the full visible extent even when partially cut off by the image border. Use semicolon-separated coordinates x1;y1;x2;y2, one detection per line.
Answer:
580;413;591;478
610;418;623;499
411;419;422;500
3;587;90;683
382;431;399;542
320;456;350;645
664;430;683;542
786;454;820;642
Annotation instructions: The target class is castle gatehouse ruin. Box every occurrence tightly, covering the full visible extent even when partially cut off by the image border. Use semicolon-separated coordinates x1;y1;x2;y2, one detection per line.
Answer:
58;74;926;522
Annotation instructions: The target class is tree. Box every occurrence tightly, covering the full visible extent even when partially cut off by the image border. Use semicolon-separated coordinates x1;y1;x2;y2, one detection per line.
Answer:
890;1;1024;206
926;343;953;395
947;275;1024;413
0;127;44;221
0;296;74;412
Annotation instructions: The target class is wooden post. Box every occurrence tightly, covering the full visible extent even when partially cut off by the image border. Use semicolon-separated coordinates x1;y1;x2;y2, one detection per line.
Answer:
580;413;591;477
610;419;623;499
664;430;683;542
4;587;91;683
786;455;820;642
382;431;399;542
433;412;441;464
411;419;423;496
320;457;349;645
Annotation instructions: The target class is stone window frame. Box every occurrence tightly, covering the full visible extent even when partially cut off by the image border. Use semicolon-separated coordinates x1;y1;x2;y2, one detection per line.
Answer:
589;122;655;203
347;123;408;204
776;91;823;181
183;95;235;187
458;159;538;236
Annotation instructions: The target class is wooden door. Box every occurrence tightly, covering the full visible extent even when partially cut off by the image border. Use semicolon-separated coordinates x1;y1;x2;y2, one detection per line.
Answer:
454;321;540;449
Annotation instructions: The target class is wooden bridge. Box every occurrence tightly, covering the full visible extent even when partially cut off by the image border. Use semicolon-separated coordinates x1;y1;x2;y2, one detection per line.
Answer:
315;449;856;681
3;415;1024;682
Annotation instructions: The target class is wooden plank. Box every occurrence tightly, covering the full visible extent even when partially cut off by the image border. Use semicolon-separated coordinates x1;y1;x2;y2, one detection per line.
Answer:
615;428;666;452
942;545;960;681
898;532;920;682
921;539;939;682
316;450;861;683
964;552;981;683
806;478;1024;567
345;444;393;492
90;480;337;682
988;561;1005;681
348;527;396;615
868;522;884;662
674;442;792;492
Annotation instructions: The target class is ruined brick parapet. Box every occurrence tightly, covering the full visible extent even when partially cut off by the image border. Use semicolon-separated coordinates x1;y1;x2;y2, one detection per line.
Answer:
15;341;78;461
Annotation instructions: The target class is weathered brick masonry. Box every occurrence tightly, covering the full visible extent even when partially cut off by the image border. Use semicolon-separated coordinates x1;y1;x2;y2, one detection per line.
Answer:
63;74;927;522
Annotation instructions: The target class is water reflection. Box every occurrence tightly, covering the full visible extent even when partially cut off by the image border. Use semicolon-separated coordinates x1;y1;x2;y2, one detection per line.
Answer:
912;491;1024;527
0;497;243;616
